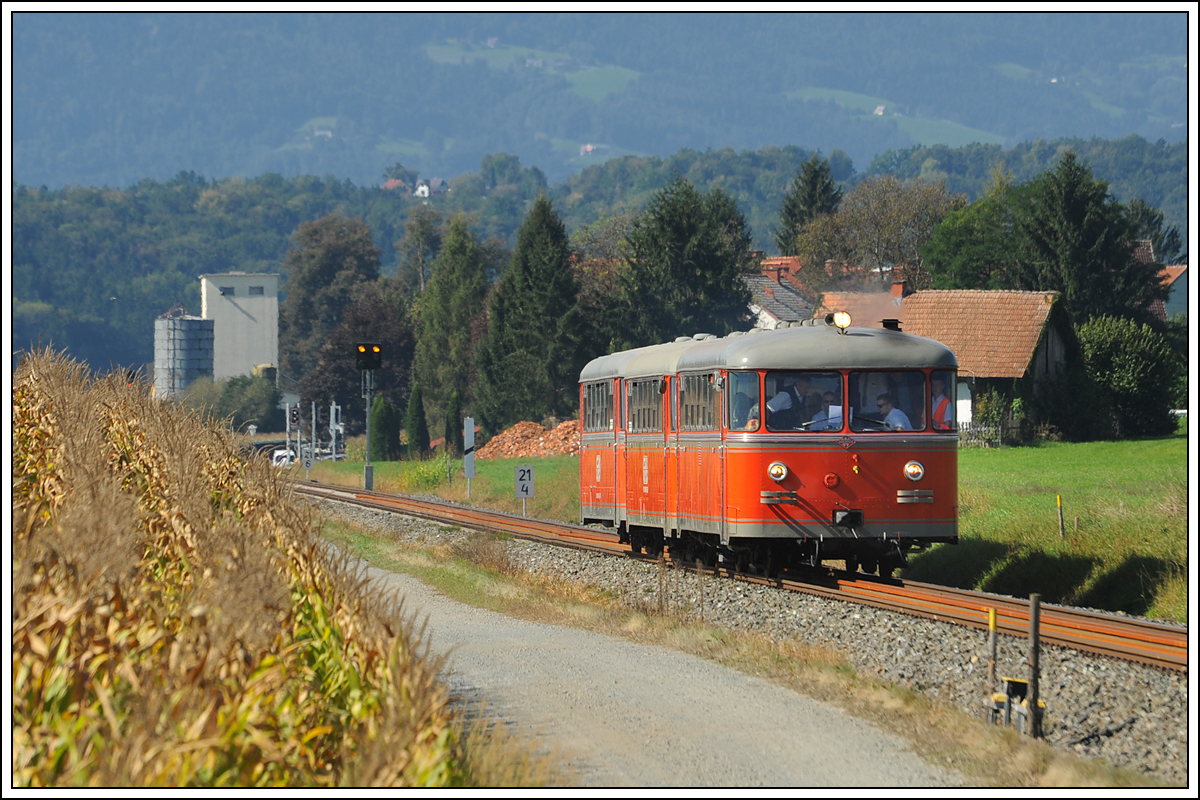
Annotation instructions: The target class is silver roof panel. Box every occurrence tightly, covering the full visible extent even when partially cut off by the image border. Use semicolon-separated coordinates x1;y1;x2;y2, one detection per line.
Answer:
579;325;956;382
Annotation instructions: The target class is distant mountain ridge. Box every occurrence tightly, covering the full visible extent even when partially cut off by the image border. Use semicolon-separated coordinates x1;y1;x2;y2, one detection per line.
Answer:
13;12;1186;190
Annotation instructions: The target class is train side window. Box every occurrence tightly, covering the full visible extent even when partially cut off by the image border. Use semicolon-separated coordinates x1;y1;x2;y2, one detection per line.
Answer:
583;381;614;433
627;379;664;434
930;370;957;431
680;373;719;432
848;370;927;432
728;371;760;431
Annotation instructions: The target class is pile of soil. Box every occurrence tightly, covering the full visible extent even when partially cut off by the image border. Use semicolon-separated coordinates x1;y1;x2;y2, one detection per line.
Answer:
476;420;580;460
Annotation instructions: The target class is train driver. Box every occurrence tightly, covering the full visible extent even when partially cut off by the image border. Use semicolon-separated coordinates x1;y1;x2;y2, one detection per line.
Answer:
876;393;912;431
766;376;812;429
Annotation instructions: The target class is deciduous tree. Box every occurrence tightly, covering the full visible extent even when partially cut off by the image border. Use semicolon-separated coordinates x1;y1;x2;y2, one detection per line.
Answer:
300;280;414;437
835;174;965;289
393;205;444;294
279;213;381;380
1078;315;1180;437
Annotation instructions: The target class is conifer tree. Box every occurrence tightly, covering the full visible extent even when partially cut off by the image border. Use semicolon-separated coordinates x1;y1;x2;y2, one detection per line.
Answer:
775;154;843;256
444;390;463;456
412;215;488;432
405;381;430;459
369;395;400;461
474;194;585;436
1013;152;1164;323
614;177;754;351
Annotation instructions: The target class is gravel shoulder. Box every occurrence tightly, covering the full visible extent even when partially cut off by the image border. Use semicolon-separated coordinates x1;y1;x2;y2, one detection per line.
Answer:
361;562;964;788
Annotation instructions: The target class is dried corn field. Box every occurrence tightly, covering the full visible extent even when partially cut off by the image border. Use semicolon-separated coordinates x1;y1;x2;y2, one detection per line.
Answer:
11;350;558;788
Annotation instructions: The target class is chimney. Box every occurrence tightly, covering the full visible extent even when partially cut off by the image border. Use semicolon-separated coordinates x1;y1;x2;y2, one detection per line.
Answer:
891;281;909;300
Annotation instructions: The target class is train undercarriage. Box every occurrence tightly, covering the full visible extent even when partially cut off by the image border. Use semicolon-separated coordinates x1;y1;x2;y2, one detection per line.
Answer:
619;523;941;578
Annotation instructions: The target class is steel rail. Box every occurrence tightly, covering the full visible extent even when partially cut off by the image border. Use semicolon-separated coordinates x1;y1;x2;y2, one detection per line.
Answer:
295;481;1187;672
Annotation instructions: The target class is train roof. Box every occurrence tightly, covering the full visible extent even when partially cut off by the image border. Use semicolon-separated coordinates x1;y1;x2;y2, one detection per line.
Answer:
579;322;957;382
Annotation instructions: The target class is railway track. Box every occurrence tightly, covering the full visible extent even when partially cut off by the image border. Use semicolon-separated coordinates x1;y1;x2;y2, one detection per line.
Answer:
295;480;1188;673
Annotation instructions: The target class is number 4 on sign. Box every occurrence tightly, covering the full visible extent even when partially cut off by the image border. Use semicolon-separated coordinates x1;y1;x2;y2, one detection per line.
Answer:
515;465;534;516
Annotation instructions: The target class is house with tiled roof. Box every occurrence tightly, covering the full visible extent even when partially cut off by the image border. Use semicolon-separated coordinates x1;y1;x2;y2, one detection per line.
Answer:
1149;265;1187;321
745;271;814;328
815;285;1076;424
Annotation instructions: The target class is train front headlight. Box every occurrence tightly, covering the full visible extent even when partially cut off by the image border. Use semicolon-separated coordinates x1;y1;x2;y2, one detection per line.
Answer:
904;460;925;481
768;461;788;482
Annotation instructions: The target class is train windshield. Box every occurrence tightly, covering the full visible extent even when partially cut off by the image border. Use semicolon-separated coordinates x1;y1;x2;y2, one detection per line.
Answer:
764;371;844;432
848;370;928;432
728;372;761;431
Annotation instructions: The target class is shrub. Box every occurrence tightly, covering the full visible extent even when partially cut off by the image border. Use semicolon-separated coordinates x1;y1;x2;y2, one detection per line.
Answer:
1077;316;1180;437
370;395;400;461
406;382;431;459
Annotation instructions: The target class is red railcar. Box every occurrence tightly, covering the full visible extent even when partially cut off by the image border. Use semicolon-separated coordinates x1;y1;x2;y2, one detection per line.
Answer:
579;315;959;576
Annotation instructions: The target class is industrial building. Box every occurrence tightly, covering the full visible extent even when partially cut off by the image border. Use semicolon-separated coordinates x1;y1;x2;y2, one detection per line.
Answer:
200;272;280;380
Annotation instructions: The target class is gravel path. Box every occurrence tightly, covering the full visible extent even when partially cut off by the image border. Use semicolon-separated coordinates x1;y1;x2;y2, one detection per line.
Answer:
363;564;963;787
314;498;1188;787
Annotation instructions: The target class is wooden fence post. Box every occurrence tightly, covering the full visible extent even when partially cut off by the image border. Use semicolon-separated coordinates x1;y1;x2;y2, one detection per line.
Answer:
1028;593;1042;738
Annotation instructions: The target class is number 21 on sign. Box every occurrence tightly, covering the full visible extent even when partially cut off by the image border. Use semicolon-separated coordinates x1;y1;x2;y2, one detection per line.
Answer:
515;465;534;516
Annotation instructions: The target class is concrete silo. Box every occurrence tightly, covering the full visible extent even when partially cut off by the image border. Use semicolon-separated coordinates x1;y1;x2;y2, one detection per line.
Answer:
153;311;214;397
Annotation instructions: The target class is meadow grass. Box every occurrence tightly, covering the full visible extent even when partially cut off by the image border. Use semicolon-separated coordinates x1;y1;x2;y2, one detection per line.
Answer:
906;425;1187;622
310;426;1188;623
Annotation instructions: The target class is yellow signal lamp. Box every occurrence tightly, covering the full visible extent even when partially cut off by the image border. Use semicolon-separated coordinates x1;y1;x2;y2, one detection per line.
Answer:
833;311;852;330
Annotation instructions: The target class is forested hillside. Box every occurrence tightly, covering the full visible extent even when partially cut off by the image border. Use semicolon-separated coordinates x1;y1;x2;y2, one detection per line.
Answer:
14;13;1185;190
13;136;1186;373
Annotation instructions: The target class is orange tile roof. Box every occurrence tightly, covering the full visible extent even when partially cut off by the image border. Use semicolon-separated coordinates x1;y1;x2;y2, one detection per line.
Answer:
902;290;1058;379
815;291;905;326
816;289;1059;379
1161;265;1187;287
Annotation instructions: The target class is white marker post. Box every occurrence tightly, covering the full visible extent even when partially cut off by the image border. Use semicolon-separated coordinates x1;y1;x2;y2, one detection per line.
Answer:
515;464;534;516
463;417;475;500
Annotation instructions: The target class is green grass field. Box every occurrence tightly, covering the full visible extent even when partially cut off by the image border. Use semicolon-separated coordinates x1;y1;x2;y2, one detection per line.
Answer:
565;66;640;102
906;425;1187;622
306;426;1187;623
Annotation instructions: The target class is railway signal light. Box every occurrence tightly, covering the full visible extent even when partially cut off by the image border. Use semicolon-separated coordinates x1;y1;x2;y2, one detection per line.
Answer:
289;405;300;428
356;342;382;370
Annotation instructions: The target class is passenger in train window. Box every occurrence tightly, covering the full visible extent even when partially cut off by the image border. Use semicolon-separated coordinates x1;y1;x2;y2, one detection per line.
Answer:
876;393;912;430
809;392;843;431
931;374;954;430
